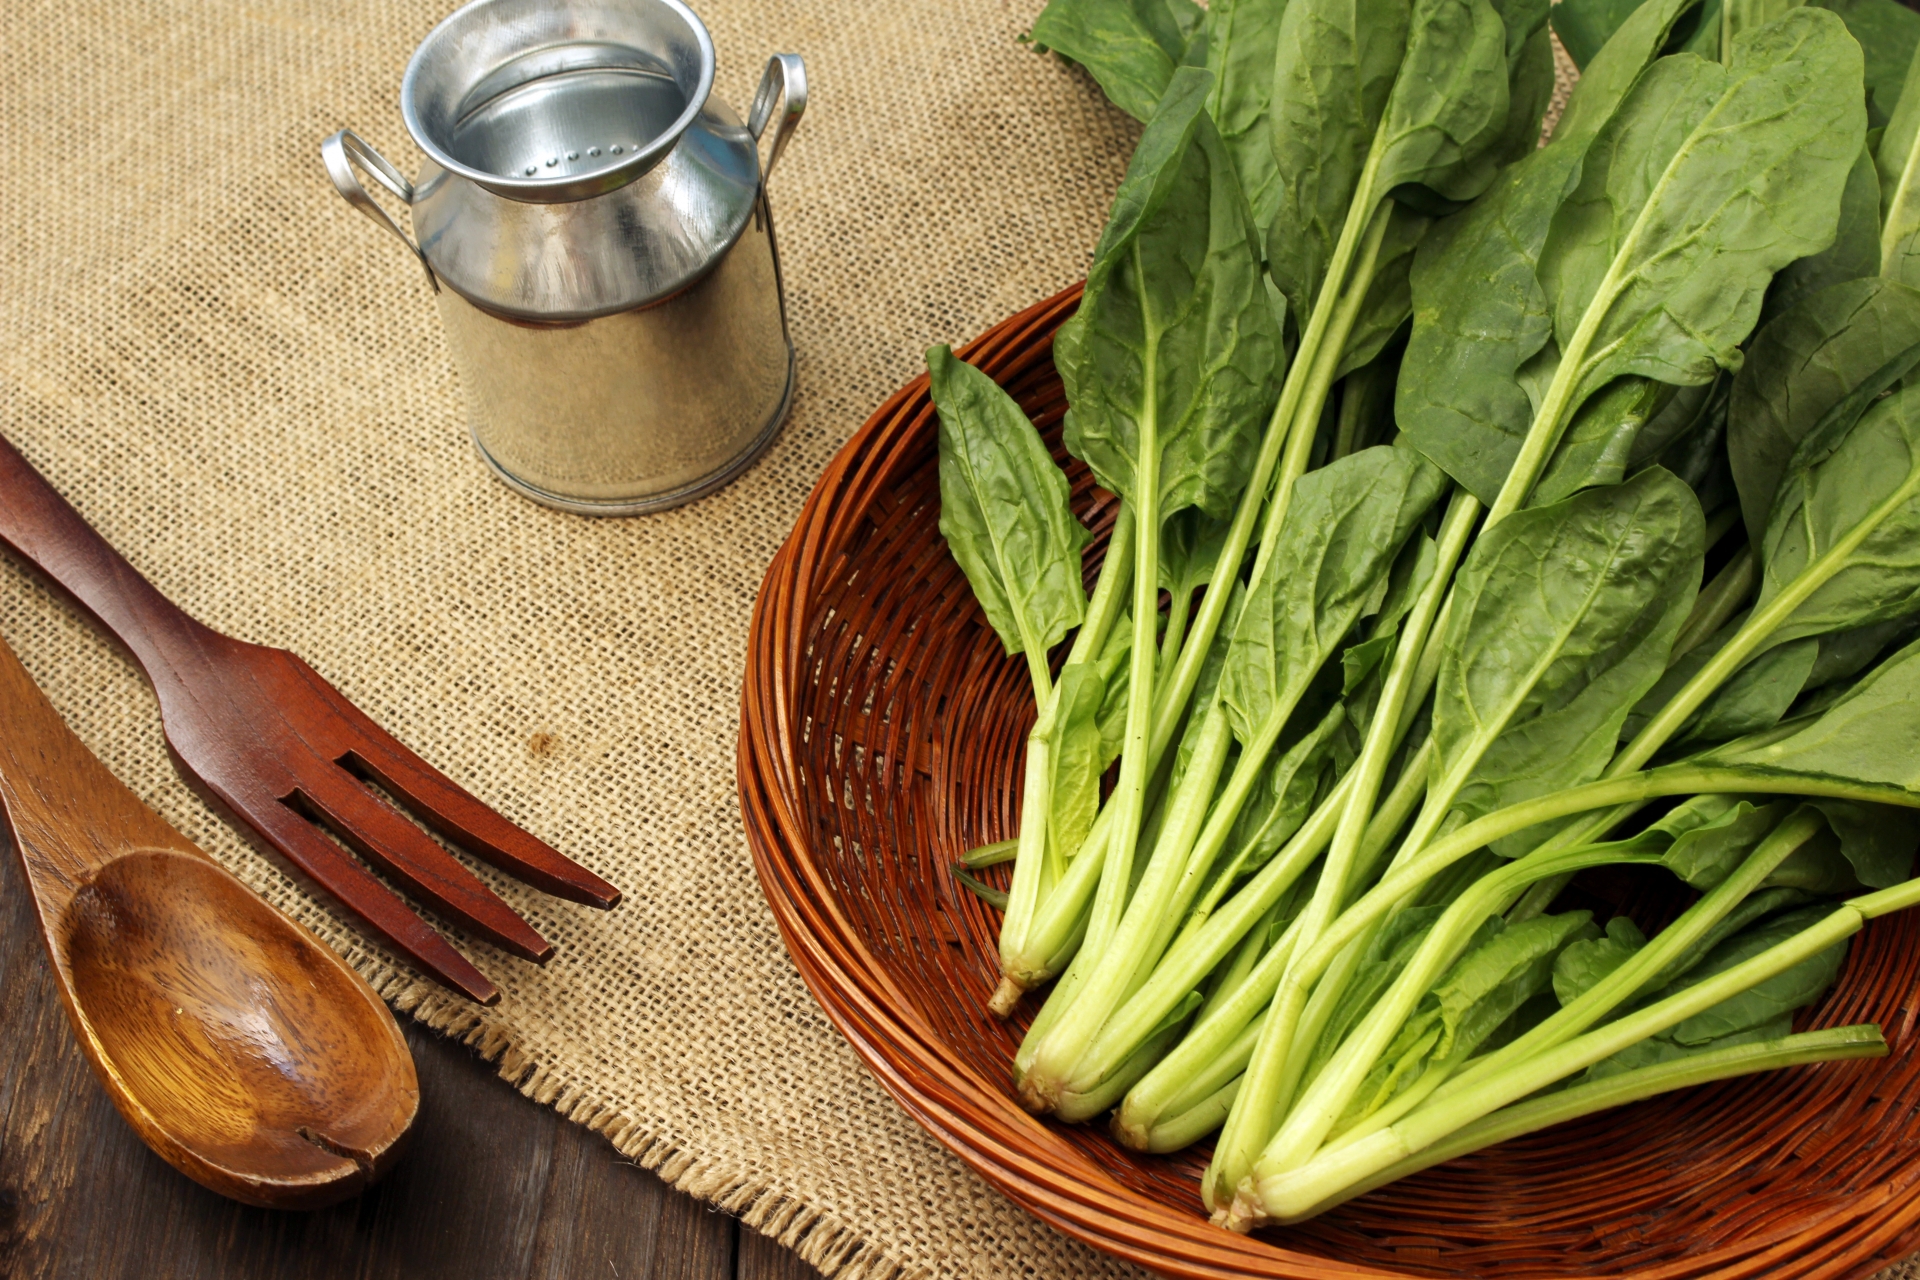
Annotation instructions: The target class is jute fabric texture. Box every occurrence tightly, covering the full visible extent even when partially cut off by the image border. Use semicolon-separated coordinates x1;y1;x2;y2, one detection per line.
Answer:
1;3;1915;1279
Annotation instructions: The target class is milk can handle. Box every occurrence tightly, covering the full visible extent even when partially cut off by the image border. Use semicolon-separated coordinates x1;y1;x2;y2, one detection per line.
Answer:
321;129;438;292
748;55;807;184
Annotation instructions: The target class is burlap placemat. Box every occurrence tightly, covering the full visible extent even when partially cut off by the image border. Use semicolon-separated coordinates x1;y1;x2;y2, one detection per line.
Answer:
1;2;1913;1278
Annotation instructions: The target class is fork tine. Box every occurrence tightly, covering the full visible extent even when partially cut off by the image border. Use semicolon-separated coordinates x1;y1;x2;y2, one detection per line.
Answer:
244;797;501;1004
344;741;620;909
282;655;621;909
295;769;554;964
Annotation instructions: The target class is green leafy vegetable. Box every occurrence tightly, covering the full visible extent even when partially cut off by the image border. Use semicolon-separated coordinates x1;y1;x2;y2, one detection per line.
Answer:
1028;0;1205;122
1729;277;1920;547
931;344;1092;694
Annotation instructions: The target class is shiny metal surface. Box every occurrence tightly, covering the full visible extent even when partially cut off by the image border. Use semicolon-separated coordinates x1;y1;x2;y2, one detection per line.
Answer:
441;205;793;514
324;0;804;514
410;95;759;320
401;0;715;203
748;54;806;182
321;130;439;292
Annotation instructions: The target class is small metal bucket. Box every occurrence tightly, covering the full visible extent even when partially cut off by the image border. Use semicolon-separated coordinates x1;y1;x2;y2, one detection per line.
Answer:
323;0;805;515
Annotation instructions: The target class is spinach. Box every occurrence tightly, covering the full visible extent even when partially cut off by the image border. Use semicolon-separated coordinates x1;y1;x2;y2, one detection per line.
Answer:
1553;915;1648;1004
930;344;1092;696
1028;0;1206;122
1806;798;1920;885
958;0;1920;1223
1879;42;1920;281
1729;277;1920;547
1764;138;1881;322
1047;661;1117;869
1531;377;1677;506
1058;70;1281;523
1757;384;1920;647
1658;903;1846;1044
1398;0;1708;505
1335;208;1432;380
1341;911;1597;1127
1264;0;1412;328
1822;0;1920;127
1552;0;1683;68
1426;469;1705;843
1160;510;1234;636
1304;905;1449;1083
1221;447;1446;746
1056;65;1282;974
1532;11;1865;498
1685;636;1819;743
1202;0;1290;240
1718;634;1920;791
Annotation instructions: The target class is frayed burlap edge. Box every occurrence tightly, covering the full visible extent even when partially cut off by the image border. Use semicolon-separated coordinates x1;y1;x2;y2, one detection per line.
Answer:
369;966;932;1280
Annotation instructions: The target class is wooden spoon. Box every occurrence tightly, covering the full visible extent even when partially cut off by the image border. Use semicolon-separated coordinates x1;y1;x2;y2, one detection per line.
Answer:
0;625;418;1208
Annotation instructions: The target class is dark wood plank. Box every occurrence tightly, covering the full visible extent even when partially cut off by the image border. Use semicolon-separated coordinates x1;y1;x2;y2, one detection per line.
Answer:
0;831;810;1279
737;1223;825;1280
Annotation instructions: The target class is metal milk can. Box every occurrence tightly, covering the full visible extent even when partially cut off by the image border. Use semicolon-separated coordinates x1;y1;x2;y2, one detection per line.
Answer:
323;0;805;515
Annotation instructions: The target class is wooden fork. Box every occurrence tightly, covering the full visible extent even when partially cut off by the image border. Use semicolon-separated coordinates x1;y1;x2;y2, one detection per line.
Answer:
0;434;620;1004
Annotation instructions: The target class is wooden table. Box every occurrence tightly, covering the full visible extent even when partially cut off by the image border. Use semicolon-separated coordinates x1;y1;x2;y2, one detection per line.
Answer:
0;841;824;1280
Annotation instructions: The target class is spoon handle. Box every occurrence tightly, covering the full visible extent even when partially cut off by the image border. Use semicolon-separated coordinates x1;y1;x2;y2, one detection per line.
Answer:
0;435;208;683
0;623;194;917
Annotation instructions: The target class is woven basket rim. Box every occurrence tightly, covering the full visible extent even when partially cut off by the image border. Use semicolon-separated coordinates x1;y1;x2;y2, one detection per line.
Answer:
735;282;1920;1280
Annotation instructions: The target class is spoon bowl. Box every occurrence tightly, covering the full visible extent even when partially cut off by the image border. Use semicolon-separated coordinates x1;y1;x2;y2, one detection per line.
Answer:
0;627;418;1209
60;849;416;1206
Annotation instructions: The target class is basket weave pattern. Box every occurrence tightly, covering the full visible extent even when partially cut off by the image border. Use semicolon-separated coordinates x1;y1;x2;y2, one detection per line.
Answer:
738;284;1920;1279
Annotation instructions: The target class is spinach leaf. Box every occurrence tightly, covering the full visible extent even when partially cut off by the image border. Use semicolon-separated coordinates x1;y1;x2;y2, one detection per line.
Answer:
1582;1014;1791;1079
1728;277;1920;547
1723;0;1808;49
1203;0;1290;239
1553;0;1678;68
1757;383;1920;647
1306;905;1449;1083
1048;662;1113;863
1216;704;1348;902
1486;0;1558;168
1763;822;1865;893
1431;468;1705;834
1028;0;1206;122
1553;915;1648;1005
1878;42;1920;281
1160;507;1235;603
1802;617;1918;695
1717;634;1920;793
1686;636;1819;743
1264;0;1411;326
1344;911;1597;1123
1538;11;1866;417
1531;377;1677;505
1635;375;1728;471
1220;446;1447;743
1343;531;1440;696
1820;0;1920;127
1665;903;1847;1043
1807;798;1920;886
1398;0;1709;504
1763;138;1882;323
1658;796;1789;888
931;344;1092;666
1371;0;1516;205
1058;67;1284;520
1336;208;1432;379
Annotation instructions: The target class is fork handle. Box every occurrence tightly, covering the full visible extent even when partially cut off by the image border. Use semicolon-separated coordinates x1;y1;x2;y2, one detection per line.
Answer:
0;435;208;679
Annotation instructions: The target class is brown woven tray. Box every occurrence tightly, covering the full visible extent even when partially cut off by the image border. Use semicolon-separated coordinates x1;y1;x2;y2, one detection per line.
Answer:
737;282;1920;1279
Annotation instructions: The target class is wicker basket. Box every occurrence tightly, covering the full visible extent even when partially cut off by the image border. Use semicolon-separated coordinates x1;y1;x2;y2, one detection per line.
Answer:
737;283;1920;1279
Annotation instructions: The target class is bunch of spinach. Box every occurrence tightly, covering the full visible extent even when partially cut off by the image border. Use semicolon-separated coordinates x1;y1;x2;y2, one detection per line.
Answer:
922;0;1920;1231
